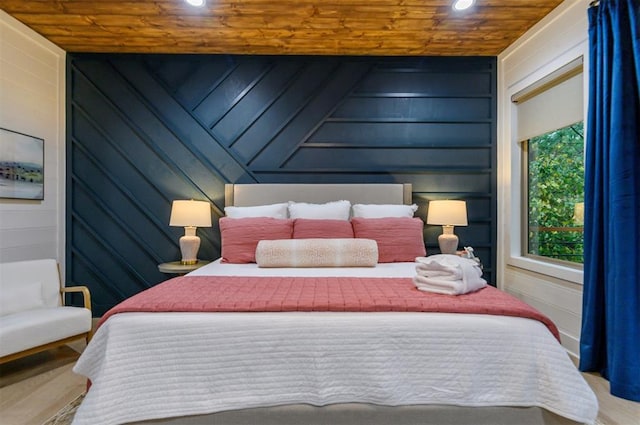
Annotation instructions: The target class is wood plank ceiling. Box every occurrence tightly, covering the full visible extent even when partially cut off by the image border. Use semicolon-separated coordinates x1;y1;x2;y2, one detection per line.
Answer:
0;0;564;56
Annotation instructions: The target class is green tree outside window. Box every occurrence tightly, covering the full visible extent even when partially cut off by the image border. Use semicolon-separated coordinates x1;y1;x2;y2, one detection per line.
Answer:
527;122;584;264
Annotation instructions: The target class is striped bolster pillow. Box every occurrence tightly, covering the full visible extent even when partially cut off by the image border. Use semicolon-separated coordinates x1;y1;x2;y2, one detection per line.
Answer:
255;238;378;268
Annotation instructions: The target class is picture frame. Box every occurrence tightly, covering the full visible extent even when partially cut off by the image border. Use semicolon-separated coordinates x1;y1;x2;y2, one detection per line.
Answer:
0;128;44;200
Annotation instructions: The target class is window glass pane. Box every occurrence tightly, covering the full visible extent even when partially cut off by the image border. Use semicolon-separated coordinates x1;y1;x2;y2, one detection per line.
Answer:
527;122;584;264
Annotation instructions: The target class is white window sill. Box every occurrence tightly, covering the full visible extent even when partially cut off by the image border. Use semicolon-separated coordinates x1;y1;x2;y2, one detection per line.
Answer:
507;255;583;284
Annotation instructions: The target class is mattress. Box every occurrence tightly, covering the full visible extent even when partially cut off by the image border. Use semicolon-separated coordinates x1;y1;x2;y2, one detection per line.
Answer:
72;261;598;425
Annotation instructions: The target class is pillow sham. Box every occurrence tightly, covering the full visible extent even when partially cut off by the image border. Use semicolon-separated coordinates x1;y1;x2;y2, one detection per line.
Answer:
352;203;418;218
293;219;354;239
288;200;351;220
255;238;378;268
219;217;293;263
351;217;426;263
224;203;288;219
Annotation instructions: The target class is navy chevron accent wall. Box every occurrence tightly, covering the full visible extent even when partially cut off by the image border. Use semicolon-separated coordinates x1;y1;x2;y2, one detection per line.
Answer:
67;54;496;316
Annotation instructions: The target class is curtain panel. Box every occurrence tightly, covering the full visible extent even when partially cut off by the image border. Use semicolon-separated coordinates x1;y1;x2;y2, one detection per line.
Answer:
580;0;640;402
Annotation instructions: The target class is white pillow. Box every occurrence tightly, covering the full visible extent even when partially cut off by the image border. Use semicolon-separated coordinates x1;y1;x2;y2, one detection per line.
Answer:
288;200;351;220
224;203;289;219
352;203;418;218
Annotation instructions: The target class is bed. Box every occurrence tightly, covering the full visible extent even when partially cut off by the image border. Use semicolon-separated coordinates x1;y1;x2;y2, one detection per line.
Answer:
72;183;598;425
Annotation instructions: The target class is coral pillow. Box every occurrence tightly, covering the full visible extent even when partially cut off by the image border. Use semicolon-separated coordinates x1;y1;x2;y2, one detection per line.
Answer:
351;217;426;263
293;219;354;239
219;217;293;263
256;238;378;268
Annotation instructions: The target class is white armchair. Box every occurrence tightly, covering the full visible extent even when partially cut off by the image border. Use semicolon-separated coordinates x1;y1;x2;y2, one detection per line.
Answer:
0;259;92;364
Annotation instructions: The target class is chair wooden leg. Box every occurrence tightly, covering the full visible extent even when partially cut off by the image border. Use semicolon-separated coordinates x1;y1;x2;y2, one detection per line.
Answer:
0;333;90;365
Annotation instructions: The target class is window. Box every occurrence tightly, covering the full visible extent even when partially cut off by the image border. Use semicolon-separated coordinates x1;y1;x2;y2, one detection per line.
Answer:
524;123;584;264
513;58;584;266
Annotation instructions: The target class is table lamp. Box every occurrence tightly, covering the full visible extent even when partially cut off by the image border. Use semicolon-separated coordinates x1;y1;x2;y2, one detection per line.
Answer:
169;200;212;265
426;200;468;255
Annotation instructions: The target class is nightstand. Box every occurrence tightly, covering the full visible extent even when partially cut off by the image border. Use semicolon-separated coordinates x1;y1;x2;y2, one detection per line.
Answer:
157;260;210;275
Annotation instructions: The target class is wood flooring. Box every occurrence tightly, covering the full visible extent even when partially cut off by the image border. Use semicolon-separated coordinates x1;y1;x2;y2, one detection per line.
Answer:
0;344;86;425
0;341;638;425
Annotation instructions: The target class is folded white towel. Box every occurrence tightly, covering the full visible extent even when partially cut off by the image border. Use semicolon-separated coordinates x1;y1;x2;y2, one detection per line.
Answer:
413;254;486;295
412;274;486;295
415;262;461;280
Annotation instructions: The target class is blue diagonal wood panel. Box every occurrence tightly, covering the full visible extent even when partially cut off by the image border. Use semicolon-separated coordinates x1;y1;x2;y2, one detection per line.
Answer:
67;54;497;316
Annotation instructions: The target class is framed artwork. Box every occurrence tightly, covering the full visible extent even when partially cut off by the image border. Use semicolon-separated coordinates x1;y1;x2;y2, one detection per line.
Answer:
0;128;44;200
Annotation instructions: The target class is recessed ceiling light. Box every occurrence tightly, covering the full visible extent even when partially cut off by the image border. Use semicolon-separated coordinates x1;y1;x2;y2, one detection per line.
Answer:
185;0;205;6
452;0;475;11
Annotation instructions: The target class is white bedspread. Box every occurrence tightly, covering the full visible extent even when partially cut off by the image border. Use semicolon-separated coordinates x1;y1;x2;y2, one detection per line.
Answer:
72;262;598;425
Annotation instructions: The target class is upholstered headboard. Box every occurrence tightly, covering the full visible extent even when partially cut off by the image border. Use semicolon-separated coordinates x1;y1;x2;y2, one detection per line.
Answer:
225;183;412;207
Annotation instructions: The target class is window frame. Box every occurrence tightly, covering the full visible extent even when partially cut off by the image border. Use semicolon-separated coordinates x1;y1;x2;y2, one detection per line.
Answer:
507;55;586;285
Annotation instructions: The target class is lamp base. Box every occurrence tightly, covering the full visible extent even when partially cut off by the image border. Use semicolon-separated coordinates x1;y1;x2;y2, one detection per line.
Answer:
180;259;199;266
179;227;201;265
438;225;459;255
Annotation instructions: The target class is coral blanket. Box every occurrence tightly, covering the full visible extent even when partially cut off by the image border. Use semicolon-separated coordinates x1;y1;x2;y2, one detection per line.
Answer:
99;276;560;341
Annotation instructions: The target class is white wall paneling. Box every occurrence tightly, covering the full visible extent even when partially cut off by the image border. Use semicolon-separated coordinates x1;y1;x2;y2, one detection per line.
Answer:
0;11;66;276
497;0;590;357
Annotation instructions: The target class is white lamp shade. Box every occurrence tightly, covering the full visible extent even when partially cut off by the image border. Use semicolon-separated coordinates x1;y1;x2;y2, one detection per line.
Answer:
427;200;468;226
169;200;212;227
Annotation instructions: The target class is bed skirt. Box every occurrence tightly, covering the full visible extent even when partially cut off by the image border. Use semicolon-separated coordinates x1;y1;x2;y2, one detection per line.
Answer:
129;404;582;425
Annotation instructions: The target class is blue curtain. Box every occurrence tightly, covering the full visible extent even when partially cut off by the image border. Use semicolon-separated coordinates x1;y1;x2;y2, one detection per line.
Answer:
580;0;640;402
